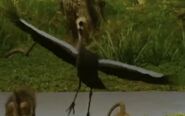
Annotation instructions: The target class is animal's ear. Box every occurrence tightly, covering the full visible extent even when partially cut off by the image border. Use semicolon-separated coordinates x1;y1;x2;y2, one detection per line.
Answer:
20;101;32;115
6;102;17;116
7;102;15;111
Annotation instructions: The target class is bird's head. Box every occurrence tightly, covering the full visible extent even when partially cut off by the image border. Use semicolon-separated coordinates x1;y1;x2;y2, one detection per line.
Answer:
76;17;87;35
76;17;89;47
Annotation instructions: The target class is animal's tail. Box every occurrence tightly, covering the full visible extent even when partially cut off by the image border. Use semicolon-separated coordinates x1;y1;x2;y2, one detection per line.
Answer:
108;102;126;116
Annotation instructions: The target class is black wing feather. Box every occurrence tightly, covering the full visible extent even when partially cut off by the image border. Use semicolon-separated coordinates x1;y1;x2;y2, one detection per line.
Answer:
16;19;78;65
98;59;168;84
3;0;77;65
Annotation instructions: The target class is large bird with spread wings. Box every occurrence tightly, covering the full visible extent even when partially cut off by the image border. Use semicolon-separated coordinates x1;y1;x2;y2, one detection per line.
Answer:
3;0;168;84
3;0;168;116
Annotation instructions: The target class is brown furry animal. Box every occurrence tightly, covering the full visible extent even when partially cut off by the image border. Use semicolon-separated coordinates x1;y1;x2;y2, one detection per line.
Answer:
5;87;36;116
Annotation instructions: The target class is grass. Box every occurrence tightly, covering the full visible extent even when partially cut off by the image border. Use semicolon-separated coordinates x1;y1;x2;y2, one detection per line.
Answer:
0;0;185;91
92;0;185;84
166;113;185;116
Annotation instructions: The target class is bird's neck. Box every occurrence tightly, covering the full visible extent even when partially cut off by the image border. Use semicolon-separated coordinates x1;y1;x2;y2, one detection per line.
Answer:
77;30;85;51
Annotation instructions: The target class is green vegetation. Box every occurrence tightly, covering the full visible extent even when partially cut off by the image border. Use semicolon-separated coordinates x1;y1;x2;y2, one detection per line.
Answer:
0;0;185;91
94;0;185;85
166;113;185;116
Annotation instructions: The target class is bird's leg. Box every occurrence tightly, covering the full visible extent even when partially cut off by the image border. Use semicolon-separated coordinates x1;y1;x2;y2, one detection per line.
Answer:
66;80;81;116
25;42;37;56
87;88;93;116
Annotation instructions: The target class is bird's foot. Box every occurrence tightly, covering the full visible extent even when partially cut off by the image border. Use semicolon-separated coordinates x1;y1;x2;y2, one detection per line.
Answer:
87;112;90;116
66;102;75;116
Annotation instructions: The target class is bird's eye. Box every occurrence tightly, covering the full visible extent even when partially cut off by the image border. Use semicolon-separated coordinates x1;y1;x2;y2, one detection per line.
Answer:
79;21;84;27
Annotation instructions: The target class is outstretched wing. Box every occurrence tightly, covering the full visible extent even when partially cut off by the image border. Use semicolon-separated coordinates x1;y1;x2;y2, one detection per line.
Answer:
3;0;77;65
4;0;168;84
16;19;78;65
98;59;168;84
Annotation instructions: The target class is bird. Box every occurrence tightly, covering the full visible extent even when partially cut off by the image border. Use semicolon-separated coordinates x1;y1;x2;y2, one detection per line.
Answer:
4;1;169;116
6;14;168;84
3;0;168;85
60;0;105;43
66;17;105;116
